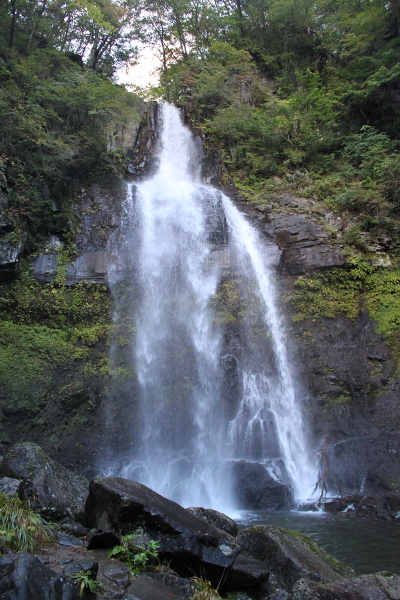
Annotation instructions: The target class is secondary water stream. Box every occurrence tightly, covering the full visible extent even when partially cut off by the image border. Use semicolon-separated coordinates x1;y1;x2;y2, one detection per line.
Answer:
109;103;316;511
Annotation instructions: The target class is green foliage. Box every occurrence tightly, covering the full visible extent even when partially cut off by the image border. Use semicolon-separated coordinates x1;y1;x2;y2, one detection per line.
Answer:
0;47;140;242
0;264;112;406
366;270;400;337
190;577;220;600
0;320;78;402
0;493;55;553
289;264;400;360
290;269;364;323
71;571;104;598
0;267;111;330
108;534;160;575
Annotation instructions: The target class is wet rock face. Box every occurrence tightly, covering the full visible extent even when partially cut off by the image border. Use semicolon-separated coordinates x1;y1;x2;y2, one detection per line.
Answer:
85;476;240;581
231;460;294;510
31;175;128;286
324;434;400;496
287;305;400;498
1;442;89;522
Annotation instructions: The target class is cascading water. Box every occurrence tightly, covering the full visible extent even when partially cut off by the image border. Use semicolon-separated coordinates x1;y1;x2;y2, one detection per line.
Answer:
222;199;316;498
109;103;315;509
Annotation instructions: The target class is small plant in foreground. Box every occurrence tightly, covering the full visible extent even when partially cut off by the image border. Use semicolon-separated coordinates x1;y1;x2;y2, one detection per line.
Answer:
0;493;55;553
108;534;160;574
72;571;104;597
190;576;221;600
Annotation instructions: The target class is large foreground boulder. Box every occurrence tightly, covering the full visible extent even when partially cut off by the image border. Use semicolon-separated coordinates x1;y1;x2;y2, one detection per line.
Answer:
231;460;294;510
237;526;354;591
292;572;400;599
1;443;89;521
85;476;240;581
0;553;79;600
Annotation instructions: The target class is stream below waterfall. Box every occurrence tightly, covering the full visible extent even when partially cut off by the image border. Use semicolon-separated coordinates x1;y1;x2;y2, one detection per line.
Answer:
237;510;400;575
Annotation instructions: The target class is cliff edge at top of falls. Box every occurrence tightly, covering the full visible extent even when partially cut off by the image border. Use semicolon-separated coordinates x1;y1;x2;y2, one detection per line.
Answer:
0;103;399;506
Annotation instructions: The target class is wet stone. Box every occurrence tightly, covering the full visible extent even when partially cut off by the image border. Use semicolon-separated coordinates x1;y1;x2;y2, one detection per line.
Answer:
102;563;131;588
0;477;23;498
56;532;85;547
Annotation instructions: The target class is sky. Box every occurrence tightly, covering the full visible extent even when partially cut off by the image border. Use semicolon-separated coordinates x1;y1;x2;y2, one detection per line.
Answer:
117;45;161;89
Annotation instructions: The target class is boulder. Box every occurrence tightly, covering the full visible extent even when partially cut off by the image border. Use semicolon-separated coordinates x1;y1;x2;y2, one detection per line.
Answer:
0;553;79;600
1;443;89;522
85;476;240;581
63;559;98;579
355;495;378;518
60;520;90;538
231;460;294;510
56;532;84;547
292;572;400;599
102;562;131;588
186;507;238;537
224;554;270;592
237;526;354;590
121;573;194;600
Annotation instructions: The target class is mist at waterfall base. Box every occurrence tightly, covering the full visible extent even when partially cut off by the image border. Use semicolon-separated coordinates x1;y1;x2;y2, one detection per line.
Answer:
106;103;316;513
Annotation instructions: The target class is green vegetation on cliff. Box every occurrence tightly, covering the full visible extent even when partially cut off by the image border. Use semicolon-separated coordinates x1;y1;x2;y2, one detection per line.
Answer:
288;261;400;360
0;261;112;399
0;0;142;246
141;0;400;257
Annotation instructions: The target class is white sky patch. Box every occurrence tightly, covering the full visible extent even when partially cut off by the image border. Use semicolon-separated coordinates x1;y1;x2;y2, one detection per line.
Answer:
118;45;161;89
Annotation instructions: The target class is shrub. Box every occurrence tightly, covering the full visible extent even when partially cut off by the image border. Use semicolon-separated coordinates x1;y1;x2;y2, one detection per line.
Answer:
108;534;160;575
0;493;55;553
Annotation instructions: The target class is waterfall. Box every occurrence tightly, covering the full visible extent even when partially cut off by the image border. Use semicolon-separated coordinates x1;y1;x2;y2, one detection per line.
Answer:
109;103;315;509
222;199;316;498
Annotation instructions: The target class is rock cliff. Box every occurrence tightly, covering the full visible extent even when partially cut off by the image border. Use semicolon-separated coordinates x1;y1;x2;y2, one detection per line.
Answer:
0;103;399;506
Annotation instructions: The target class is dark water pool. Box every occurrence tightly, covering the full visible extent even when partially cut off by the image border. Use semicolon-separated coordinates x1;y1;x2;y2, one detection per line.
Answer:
236;510;400;575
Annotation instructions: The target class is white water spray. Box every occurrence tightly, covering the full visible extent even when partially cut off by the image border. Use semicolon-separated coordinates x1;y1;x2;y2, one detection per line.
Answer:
111;103;315;507
223;198;316;498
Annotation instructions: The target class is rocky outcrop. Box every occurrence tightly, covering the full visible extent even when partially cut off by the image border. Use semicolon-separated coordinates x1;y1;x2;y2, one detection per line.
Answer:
0;235;26;273
287;307;400;499
85;476;240;581
264;212;345;274
106;100;147;155
1;442;89;521
31;176;128;286
237;525;354;591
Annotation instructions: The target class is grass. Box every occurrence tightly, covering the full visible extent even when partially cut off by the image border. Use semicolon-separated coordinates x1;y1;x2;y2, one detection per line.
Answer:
0;493;55;553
